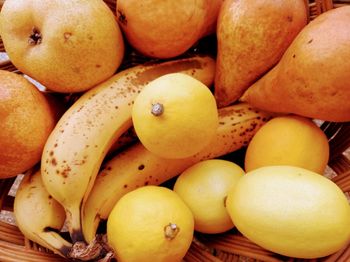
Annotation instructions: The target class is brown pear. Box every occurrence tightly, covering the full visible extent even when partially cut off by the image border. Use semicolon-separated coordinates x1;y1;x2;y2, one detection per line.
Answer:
215;0;307;107
116;0;223;59
241;6;350;122
0;70;56;178
201;0;224;37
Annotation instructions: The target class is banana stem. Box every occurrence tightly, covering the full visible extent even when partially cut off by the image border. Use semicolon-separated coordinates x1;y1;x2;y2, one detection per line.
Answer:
66;205;85;243
82;212;101;243
68;234;112;261
40;231;72;257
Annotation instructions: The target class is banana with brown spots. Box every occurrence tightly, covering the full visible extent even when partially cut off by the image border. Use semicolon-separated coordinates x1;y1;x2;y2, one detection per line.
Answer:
82;103;273;243
14;168;72;257
40;55;216;243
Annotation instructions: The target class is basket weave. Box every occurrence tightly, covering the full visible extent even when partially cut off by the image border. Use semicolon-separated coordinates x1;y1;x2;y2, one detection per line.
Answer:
0;0;350;261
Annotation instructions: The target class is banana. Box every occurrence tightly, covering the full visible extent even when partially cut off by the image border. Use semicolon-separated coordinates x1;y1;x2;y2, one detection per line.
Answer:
107;126;138;155
82;103;273;243
13;168;72;257
40;55;216;243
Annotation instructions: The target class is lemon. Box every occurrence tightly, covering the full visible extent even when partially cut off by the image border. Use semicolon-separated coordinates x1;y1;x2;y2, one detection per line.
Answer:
131;73;218;159
107;186;194;262
244;115;329;174
226;165;350;259
173;159;244;234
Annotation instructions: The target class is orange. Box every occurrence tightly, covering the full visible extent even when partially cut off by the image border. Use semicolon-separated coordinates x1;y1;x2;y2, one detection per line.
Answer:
173;159;245;233
244;115;329;174
107;186;194;262
131;73;218;159
0;70;56;178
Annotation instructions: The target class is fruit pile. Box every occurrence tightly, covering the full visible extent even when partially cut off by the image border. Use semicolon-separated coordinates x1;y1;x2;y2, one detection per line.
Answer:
0;0;349;261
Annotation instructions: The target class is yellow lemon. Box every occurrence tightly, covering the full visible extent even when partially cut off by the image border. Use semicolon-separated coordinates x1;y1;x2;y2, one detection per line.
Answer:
131;73;218;159
226;165;350;259
244;115;329;174
173;159;244;234
107;186;194;262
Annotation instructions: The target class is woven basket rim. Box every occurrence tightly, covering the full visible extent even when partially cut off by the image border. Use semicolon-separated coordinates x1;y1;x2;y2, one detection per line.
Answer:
0;0;349;262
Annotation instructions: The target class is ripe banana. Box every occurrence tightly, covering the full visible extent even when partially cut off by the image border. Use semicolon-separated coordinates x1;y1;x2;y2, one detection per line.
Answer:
108;126;138;155
82;103;273;243
40;55;216;243
14;168;72;257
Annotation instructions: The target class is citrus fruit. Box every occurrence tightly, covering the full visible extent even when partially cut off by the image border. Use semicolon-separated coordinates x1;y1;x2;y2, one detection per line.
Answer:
226;165;350;259
0;70;56;178
244;115;329;174
107;185;194;262
131;73;218;159
173;159;244;233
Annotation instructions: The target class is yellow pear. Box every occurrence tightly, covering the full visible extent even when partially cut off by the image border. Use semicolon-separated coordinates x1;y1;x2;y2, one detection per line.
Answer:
116;0;223;59
215;0;307;107
241;6;350;122
0;0;124;93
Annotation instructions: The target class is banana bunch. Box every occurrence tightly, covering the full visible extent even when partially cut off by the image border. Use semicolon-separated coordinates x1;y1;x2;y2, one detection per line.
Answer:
14;53;273;260
82;102;273;243
13;168;72;257
40;55;216;244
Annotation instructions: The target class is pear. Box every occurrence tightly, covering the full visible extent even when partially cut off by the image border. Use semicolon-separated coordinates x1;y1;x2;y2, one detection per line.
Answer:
0;0;124;93
215;0;307;107
116;0;223;59
241;6;350;122
201;0;224;37
0;70;56;179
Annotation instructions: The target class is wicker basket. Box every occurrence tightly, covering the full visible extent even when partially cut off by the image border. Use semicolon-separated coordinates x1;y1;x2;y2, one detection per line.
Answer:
0;0;350;261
